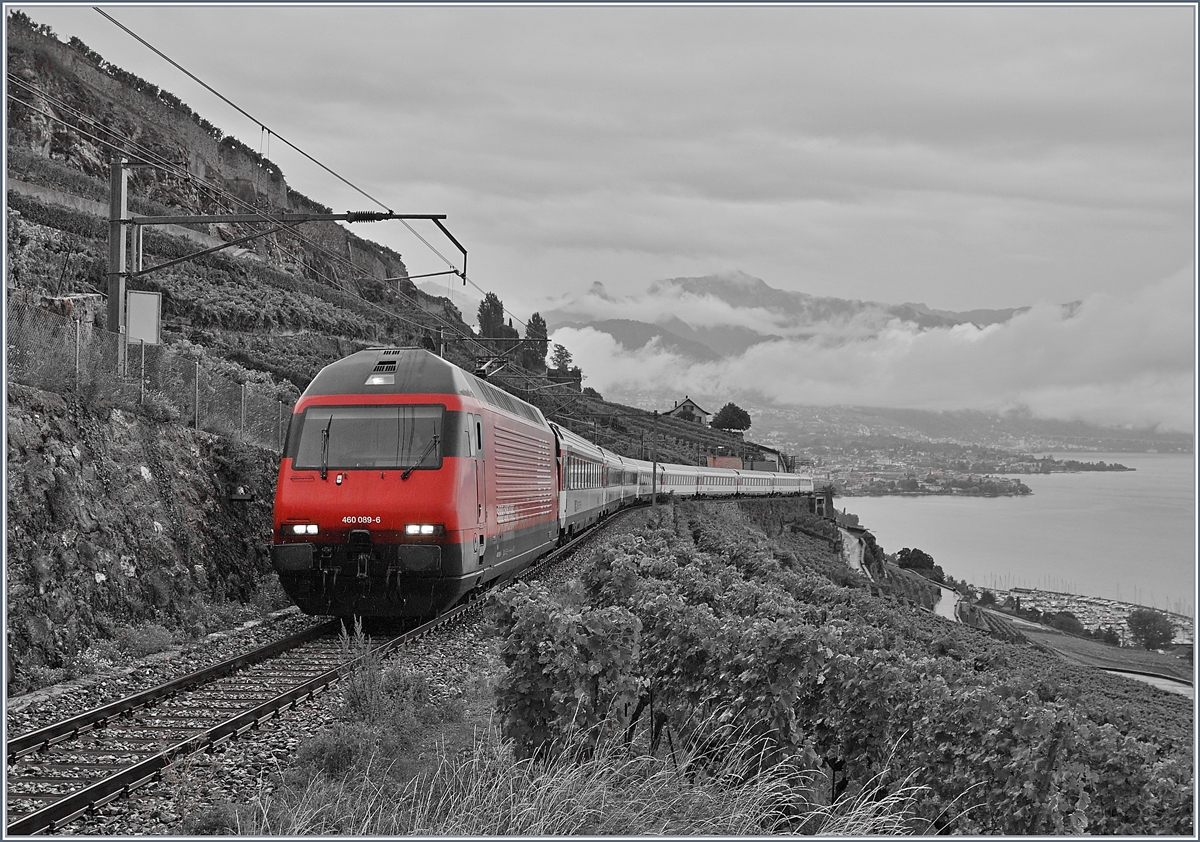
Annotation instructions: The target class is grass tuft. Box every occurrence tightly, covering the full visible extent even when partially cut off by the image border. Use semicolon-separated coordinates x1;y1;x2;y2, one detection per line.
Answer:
239;721;928;836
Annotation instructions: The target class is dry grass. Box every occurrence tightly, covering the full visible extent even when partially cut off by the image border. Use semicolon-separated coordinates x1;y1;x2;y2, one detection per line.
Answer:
234;723;930;836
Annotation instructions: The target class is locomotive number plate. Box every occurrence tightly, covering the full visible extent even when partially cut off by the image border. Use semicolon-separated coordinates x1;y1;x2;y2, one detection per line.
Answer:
342;516;382;524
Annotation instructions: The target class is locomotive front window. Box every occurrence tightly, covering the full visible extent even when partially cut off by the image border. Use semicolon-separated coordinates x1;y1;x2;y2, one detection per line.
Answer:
293;405;444;471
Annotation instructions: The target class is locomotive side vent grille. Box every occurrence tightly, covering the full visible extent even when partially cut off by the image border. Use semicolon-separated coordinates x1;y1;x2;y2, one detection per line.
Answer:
470;375;543;425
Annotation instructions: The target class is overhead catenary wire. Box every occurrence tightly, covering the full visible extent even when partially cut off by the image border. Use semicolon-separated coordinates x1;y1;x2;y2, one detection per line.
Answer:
75;12;480;333
2;88;549;388
10;29;555;395
4;75;452;323
91;7;533;335
6;81;468;341
93;6;394;215
8;82;551;377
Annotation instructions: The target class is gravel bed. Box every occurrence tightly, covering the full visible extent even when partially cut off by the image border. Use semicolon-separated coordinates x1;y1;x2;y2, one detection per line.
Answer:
54;617;497;836
6;608;318;736
31;513;651;835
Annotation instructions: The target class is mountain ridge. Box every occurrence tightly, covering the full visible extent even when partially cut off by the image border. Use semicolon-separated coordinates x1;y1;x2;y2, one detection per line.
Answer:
544;271;1039;362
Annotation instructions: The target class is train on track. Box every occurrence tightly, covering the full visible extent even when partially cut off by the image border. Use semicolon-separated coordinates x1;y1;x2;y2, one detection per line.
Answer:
270;348;814;618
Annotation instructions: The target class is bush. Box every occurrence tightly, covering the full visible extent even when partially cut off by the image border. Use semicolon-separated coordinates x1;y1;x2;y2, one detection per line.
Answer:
181;802;240;835
114;623;175;657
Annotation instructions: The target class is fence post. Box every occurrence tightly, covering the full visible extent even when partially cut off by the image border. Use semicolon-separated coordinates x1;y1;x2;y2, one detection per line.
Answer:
139;339;145;405
240;383;246;441
194;360;200;429
74;317;81;393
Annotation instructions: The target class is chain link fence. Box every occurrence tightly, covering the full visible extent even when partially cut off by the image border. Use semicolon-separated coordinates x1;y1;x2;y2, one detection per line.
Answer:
6;293;294;451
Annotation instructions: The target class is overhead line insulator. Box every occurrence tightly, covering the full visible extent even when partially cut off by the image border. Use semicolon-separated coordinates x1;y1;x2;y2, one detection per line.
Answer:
345;211;393;223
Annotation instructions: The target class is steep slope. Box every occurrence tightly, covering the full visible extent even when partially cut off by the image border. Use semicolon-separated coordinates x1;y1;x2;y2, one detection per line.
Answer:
5;17;473;374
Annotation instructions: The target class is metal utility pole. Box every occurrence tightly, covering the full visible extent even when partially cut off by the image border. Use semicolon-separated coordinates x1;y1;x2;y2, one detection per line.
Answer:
651;410;658;509
106;159;128;372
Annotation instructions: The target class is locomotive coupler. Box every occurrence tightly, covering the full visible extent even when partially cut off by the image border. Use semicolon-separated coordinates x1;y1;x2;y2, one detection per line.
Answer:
319;566;338;594
356;552;371;581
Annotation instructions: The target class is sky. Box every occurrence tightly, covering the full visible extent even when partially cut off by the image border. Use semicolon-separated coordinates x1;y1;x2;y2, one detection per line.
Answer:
8;2;1198;431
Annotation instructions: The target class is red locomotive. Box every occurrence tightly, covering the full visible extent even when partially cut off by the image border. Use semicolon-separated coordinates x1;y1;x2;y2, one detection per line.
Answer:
271;347;813;618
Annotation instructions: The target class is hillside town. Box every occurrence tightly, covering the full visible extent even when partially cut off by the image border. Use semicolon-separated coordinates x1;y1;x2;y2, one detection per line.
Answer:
819;460;1033;496
783;446;1137;497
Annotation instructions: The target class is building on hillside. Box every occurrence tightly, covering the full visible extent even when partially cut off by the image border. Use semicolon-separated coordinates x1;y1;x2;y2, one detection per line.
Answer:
666;396;711;425
809;485;835;518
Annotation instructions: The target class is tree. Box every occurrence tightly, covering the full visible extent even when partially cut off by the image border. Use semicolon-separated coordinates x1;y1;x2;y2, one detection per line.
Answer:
711;402;751;432
1045;611;1085;636
1127;608;1175;650
895;547;944;584
524;312;548;369
477;292;505;337
551;343;573;371
896;547;936;571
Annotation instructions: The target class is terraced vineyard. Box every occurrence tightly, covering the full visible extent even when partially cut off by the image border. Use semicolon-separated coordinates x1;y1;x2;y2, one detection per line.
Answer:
495;500;1193;835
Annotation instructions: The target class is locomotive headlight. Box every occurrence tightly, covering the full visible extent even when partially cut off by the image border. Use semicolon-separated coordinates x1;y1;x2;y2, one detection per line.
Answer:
289;523;319;535
405;523;444;536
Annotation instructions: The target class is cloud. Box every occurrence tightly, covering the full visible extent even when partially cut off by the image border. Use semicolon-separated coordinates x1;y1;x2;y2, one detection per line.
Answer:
543;277;901;341
551;267;1194;432
23;4;1193;312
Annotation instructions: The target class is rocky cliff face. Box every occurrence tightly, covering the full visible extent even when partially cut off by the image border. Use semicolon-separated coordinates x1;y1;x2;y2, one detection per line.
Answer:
6;382;280;687
5;19;404;280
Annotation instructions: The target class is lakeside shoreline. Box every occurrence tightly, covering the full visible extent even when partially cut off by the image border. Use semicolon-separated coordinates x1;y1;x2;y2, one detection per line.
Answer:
838;453;1194;621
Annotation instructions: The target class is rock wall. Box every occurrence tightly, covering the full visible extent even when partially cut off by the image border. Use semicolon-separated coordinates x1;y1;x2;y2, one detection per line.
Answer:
5;382;280;683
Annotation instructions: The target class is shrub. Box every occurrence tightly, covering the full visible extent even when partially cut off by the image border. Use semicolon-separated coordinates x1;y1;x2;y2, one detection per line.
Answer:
114;622;175;657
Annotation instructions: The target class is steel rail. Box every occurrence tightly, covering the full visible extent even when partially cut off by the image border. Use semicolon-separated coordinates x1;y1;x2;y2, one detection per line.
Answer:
4;609;470;836
6;619;341;762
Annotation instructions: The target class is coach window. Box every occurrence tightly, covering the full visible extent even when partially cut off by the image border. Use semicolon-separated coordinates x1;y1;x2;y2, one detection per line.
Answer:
475;417;484;454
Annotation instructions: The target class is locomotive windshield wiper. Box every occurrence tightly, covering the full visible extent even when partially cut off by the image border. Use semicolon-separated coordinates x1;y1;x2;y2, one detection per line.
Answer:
321;415;333;480
402;435;440;480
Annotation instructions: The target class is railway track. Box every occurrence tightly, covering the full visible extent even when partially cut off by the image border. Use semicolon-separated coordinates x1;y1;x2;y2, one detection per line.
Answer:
5;513;623;836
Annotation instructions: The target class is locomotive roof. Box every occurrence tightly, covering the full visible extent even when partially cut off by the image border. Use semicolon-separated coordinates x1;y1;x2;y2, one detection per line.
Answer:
302;348;548;426
303;348;476;398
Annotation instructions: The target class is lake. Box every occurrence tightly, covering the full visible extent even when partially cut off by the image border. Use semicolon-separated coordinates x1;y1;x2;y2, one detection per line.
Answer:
837;452;1196;619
